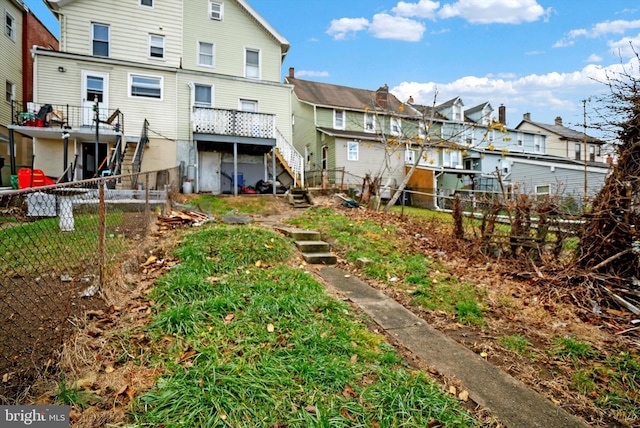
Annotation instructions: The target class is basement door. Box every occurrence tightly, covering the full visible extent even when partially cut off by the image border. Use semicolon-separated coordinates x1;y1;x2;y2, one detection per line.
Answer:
198;151;221;194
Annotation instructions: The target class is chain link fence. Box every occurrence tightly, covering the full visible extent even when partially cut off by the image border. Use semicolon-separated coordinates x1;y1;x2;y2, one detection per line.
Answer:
0;167;180;401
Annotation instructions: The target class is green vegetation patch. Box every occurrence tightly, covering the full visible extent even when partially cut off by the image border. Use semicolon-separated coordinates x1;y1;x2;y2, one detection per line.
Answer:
412;278;487;327
133;223;478;427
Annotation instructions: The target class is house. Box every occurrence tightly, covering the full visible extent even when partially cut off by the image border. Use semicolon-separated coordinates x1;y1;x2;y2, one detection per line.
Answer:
1;0;58;187
285;68;422;193
516;113;607;163
8;0;301;194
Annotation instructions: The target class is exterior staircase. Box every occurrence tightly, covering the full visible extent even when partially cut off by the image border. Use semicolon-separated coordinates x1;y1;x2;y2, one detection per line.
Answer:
287;188;312;208
276;227;337;265
276;128;304;187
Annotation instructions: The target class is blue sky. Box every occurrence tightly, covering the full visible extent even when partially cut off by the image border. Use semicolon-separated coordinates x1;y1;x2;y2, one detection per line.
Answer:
24;0;640;138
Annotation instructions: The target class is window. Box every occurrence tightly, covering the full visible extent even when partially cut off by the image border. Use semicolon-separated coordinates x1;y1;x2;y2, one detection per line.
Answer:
5;80;15;103
347;142;359;161
240;99;258;112
488;130;495;143
140;0;153;6
405;147;415;164
589;145;595;162
149;34;165;59
517;132;523;147
364;112;375;133
321;146;328;170
194;84;212;107
86;76;104;103
574;143;581;160
334;109;345;129
535;185;550;197
5;11;15;40
209;1;223;20
92;23;110;57
130;74;162;99
391;117;401;136
465;129;474;147
198;42;214;67
534;135;542;153
245;48;260;79
418;122;426;139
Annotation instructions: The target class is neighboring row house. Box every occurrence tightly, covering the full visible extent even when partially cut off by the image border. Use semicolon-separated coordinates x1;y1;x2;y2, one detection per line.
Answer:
1;0;57;187
7;0;302;194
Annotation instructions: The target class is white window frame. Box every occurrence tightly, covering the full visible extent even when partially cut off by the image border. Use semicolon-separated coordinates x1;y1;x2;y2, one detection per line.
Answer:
405;147;415;164
198;41;214;67
418;122;426;139
347;141;359;161
209;1;224;20
535;184;550;196
239;99;258;112
129;74;163;100
149;34;165;59
140;0;153;7
91;23;110;57
465;128;474;147
364;112;375;133
5;80;15;103
245;48;260;79
5;11;15;40
333;109;345;129
575;143;581;160
193;84;213;107
517;132;523;147
534;135;543;153
391;117;401;136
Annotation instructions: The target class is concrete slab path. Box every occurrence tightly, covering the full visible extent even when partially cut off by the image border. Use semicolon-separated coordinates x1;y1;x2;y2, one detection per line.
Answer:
314;266;589;428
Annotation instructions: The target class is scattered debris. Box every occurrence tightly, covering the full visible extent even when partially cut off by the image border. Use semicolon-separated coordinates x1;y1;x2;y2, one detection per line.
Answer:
157;210;212;229
221;210;253;225
78;284;99;298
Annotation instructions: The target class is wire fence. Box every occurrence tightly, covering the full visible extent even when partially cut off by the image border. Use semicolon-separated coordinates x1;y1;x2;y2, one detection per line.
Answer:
0;167;180;401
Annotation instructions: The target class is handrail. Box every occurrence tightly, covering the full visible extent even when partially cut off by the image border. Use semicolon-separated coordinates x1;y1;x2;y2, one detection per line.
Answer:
275;128;304;187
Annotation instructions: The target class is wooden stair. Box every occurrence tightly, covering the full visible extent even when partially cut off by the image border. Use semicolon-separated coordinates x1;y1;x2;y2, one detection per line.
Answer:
275;148;301;186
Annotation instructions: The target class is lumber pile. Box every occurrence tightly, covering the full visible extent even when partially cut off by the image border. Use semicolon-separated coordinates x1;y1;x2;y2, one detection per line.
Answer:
157;210;211;229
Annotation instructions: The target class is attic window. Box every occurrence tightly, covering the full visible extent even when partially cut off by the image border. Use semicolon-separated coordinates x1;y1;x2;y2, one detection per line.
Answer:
210;1;223;21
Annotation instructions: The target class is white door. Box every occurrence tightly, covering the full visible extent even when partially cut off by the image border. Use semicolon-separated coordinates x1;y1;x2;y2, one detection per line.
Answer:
198;151;221;194
81;71;109;126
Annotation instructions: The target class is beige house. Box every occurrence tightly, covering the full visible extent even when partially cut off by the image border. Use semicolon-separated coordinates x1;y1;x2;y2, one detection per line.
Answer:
8;0;301;194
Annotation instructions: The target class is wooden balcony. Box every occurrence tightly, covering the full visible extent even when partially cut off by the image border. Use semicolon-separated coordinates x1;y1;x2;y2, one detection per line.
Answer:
192;107;275;139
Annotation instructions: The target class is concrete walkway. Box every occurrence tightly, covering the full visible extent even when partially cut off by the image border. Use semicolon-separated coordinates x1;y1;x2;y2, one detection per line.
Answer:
314;266;588;428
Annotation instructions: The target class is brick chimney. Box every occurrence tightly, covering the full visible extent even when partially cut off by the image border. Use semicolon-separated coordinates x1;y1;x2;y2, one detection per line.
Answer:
555;116;563;126
376;84;389;109
523;112;531;121
498;105;506;125
288;67;295;78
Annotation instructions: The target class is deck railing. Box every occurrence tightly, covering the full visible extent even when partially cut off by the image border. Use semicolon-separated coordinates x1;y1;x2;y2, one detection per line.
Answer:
192;107;275;139
11;100;124;132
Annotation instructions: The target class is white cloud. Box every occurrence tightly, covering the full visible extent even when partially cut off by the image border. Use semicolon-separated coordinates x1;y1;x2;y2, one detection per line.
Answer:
369;13;426;41
555;19;640;48
437;0;549;24
585;53;603;63
608;33;640;58
295;70;330;78
392;0;440;19
326;17;369;40
390;59;639;126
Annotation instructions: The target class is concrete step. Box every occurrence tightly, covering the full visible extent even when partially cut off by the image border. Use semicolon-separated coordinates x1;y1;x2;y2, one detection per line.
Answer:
277;227;321;241
302;252;337;265
296;240;330;253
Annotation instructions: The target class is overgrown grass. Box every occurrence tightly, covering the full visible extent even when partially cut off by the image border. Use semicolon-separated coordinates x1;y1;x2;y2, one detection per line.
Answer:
498;335;530;355
187;194;280;216
132;223;478;427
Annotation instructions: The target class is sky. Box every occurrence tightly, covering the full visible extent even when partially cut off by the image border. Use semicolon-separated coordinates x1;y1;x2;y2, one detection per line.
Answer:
23;0;640;140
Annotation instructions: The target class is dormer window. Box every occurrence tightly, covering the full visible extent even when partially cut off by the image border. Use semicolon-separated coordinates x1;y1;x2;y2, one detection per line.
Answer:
210;1;223;21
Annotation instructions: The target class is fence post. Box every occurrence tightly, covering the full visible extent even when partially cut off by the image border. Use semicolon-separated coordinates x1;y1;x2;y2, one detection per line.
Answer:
98;182;106;287
145;173;150;232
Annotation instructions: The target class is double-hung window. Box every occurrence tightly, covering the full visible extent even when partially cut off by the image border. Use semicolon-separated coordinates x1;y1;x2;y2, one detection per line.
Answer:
6;80;15;103
194;84;212;107
149;34;165;59
364;112;375;133
92;23;110;57
391;117;401;136
5;11;15;40
347;142;359;161
130;74;162;99
405;147;415;164
198;42;214;67
209;1;223;20
334;110;345;129
245;48;260;79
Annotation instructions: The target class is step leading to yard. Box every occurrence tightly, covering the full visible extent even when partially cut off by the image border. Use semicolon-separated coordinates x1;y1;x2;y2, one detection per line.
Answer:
275;227;337;265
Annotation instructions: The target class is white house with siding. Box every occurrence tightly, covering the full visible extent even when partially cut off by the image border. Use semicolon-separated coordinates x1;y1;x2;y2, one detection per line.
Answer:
8;0;301;193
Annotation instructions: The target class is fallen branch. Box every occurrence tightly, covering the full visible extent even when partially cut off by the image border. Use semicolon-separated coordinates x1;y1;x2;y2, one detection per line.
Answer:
601;286;640;315
591;249;633;271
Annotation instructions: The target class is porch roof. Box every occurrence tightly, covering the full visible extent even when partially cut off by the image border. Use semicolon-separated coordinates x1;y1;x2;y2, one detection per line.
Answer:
8;124;120;143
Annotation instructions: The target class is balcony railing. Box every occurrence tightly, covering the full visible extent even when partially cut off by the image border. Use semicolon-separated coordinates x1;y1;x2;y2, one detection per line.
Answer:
11;101;124;133
192;107;275;139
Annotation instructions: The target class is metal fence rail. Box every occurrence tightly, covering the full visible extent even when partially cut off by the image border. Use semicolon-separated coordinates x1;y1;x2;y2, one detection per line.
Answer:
0;167;179;401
